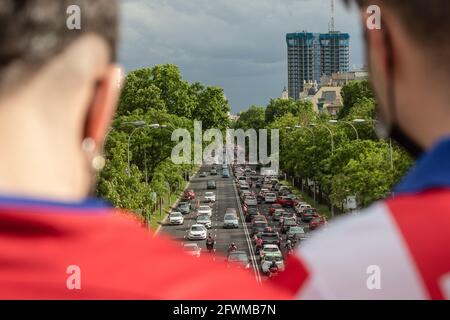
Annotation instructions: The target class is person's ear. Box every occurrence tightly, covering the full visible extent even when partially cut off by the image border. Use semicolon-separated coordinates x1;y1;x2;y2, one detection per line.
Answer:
363;9;394;84
84;65;123;151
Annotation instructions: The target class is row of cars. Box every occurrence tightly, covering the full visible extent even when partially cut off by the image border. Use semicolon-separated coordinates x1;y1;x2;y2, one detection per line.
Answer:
232;167;287;275
256;178;328;231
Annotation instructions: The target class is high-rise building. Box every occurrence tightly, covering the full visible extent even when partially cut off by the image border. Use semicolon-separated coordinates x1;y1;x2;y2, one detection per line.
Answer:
286;32;321;100
286;31;350;100
319;32;350;76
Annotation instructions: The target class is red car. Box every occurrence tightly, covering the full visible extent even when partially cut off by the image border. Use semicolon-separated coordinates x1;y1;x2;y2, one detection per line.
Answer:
276;195;298;207
183;189;196;200
268;204;283;216
309;216;327;230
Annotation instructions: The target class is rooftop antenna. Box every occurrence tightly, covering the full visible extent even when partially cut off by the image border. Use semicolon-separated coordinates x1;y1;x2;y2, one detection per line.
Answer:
330;0;335;32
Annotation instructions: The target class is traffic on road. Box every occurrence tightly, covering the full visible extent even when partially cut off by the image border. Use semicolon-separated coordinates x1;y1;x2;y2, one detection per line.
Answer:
159;156;328;281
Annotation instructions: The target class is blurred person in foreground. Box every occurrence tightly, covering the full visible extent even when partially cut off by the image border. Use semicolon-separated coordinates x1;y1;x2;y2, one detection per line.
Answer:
0;1;288;299
275;0;450;299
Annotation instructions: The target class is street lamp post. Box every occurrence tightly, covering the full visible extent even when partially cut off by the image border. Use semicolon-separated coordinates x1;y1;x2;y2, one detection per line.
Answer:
294;125;315;143
329;120;359;140
103;120;147;152
310;123;335;216
310;123;334;154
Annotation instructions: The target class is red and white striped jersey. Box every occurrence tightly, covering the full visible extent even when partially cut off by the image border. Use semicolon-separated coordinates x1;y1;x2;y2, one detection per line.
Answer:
275;138;450;300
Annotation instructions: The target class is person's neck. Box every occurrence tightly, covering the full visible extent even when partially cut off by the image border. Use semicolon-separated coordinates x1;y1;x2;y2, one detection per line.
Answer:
0;98;90;202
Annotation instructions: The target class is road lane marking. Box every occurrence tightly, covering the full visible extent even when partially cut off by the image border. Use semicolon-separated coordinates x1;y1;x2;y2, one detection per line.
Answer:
231;168;262;283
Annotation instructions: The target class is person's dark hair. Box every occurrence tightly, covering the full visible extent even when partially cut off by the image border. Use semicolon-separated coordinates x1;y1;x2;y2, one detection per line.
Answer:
0;0;118;88
344;0;450;65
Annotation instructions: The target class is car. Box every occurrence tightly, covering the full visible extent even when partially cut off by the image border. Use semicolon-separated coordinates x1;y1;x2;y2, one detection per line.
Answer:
244;196;257;206
261;254;284;274
210;168;218;175
251;221;268;237
259;231;281;247
238;183;249;191
225;208;237;215
177;201;191;215
268;203;283;216
223;213;239;229
182;243;201;258
251;215;268;224
222;164;228;169
183;189;196;200
273;183;282;191
245;206;260;222
279;211;297;225
295;203;312;215
197;205;213;217
222;169;230;178
280;217;298;234
227;251;250;269
279;186;291;193
257;189;268;203
196;214;212;229
286;226;307;242
302;208;319;222
199;172;207;178
309;216;327;230
259;244;282;259
204;191;216;202
236;176;247;183
276;195;296;207
264;192;277;203
188;224;207;240
255;180;262;188
272;208;286;222
240;190;252;201
207;180;216;190
168;211;184;225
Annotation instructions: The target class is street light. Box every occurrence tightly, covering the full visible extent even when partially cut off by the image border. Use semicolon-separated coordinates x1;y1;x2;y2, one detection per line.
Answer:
294;125;315;142
329;120;359;140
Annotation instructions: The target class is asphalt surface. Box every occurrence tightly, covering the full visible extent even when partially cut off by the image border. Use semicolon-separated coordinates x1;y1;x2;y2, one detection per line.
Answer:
159;164;312;282
159;164;261;280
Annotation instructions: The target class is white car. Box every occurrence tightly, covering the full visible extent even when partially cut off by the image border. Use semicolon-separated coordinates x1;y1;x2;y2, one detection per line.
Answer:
188;224;208;240
261;254;285;274
196;214;212;229
223;213;239;229
259;244;282;259
197;205;213;217
183;243;201;258
244;196;257;206
264;192;277;203
204;191;216;202
168;211;184;225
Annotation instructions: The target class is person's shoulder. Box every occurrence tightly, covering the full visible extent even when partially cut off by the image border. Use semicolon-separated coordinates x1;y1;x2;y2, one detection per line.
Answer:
285;202;428;299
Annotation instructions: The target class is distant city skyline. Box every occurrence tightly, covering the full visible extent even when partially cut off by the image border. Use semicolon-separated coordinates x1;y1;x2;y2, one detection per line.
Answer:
120;0;364;113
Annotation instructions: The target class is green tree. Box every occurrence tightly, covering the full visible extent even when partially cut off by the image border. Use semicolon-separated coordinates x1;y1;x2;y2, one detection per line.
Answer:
338;80;374;119
235;105;266;130
192;86;231;130
265;98;314;124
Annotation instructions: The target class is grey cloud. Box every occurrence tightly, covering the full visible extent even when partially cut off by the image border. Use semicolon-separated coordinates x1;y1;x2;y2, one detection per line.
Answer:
119;0;364;112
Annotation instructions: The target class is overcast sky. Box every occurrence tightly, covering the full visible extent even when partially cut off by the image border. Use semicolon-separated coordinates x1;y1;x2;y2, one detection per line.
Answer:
119;0;365;113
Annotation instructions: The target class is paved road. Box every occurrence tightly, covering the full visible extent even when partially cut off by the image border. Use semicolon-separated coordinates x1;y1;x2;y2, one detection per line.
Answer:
159;164;261;281
159;164;312;282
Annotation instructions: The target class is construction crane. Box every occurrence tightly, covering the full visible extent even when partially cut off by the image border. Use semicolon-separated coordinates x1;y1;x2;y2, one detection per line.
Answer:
329;0;335;32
